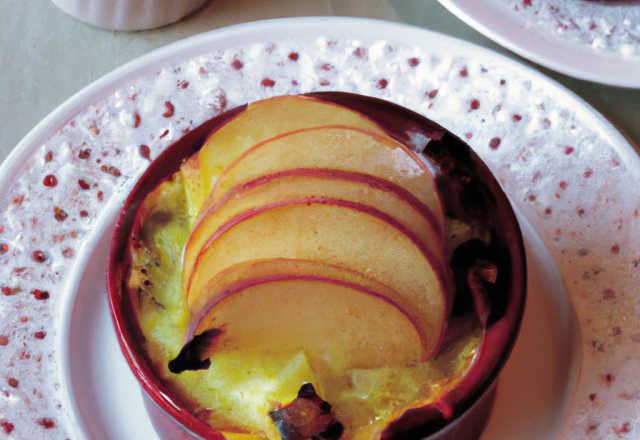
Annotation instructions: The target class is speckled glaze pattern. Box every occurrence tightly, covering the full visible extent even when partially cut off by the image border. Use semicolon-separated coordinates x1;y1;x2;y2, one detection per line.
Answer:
438;0;640;86
0;18;638;440
507;0;640;59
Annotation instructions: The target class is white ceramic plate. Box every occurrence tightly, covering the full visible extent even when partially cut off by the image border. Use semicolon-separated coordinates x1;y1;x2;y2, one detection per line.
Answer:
1;17;638;440
438;0;640;88
64;209;580;440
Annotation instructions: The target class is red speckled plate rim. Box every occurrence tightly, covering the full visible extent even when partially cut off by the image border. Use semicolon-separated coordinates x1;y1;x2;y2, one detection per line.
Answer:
0;16;638;440
438;0;640;88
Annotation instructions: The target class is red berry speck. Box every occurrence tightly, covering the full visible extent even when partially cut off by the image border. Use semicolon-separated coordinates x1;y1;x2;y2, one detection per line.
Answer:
43;175;57;188
489;137;501;149
460;68;468;77
565;146;574;155
603;288;616;300
0;243;8;255
288;52;299;61
34;331;46;340
163;101;175;118
54;207;68;222
32;251;46;263
100;165;121;177
0;422;14;434
469;99;480;111
1;287;13;296
409;57;419;66
80;210;89;218
62;247;74;258
427;90;438;99
377;79;388;89
605;374;614;382
232;58;244;70
353;47;366;58
78;179;90;190
133;112;141;128
512;114;522;122
584;168;593;178
559;181;567;189
140;144;151;160
612;423;631;434
37;418;56;429
31;290;49;300
0;336;8;346
261;78;275;88
78;149;91;159
45;151;53;162
7;378;18;388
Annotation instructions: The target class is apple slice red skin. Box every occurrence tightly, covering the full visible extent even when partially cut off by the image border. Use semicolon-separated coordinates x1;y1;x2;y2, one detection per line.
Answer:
187;274;427;367
108;92;526;440
203;125;446;236
184;258;425;350
185;198;452;361
193;168;441;243
198;94;388;196
183;168;445;297
187;198;449;296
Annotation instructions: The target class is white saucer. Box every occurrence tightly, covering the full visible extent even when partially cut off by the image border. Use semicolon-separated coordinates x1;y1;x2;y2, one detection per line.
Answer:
439;0;640;87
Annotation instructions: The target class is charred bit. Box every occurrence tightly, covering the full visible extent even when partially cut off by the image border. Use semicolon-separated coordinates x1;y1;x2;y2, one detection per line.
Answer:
269;383;343;440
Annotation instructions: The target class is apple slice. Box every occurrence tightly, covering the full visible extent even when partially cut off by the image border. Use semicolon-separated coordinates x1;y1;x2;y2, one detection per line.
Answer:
182;169;445;297
198;95;386;197
190;278;424;370
187;200;450;360
186;258;412;341
179;150;205;224
204;125;446;237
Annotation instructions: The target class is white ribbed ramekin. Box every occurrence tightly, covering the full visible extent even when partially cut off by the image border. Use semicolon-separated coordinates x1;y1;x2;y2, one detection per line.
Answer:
51;0;209;31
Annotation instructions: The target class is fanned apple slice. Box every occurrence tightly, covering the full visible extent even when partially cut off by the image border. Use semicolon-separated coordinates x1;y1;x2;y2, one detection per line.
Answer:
185;258;413;342
182;169;445;297
187;201;450;360
190;278;424;370
198;95;386;198
203;126;446;237
179;151;205;226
